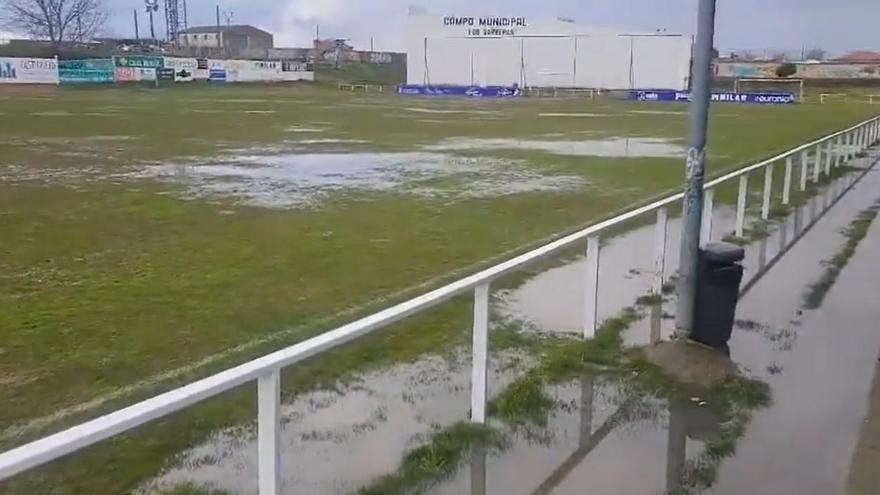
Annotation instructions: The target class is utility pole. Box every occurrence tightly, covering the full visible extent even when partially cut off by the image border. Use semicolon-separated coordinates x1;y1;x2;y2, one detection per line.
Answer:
134;9;140;39
145;0;159;40
216;5;222;48
675;0;718;338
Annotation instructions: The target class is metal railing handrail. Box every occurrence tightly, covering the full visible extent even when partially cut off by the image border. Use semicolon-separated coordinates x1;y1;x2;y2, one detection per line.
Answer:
1;115;879;492
705;118;873;189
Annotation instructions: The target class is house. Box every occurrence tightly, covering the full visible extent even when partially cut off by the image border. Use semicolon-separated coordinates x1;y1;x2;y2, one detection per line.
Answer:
181;25;273;53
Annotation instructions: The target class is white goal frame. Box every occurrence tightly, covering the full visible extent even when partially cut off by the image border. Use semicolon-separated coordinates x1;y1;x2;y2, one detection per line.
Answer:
734;78;805;101
820;93;849;104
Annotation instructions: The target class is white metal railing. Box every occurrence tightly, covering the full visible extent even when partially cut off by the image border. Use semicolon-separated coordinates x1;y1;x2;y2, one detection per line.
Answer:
1;116;879;493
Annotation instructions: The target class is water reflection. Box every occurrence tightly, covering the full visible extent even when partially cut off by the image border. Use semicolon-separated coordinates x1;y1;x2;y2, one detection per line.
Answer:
460;375;721;495
741;171;861;297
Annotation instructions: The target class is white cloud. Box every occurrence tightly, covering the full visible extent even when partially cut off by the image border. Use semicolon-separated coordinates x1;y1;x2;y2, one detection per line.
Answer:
271;0;412;50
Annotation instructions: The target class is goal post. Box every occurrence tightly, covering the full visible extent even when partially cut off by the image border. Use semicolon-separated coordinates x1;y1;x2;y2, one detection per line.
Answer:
734;78;805;102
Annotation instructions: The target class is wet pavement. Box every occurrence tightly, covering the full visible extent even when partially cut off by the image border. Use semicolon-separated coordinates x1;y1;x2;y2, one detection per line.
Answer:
440;153;880;495
142;150;880;494
713;167;880;495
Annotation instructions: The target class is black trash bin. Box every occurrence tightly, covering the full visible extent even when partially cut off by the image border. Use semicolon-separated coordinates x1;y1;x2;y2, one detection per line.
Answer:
691;242;745;349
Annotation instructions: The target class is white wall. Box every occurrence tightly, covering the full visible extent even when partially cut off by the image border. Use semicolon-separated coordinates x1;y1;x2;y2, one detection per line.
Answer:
406;13;693;90
523;37;576;87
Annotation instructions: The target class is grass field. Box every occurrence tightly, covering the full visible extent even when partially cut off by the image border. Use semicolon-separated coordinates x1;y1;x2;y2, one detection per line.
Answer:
0;82;877;493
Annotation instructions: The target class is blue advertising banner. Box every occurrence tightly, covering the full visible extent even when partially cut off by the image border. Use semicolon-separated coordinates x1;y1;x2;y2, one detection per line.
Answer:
59;59;114;84
209;68;227;82
396;85;522;98
630;90;795;105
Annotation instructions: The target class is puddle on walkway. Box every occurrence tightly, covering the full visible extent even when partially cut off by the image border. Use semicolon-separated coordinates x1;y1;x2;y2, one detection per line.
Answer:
428;378;718;495
498;165;866;346
139;152;585;209
425;137;684;158
713;158;880;495
141;351;531;495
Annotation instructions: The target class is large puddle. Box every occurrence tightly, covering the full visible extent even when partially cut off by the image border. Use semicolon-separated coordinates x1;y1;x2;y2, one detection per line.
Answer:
425;137;684;159
139;152;586;208
141;351;532;495
140;152;878;494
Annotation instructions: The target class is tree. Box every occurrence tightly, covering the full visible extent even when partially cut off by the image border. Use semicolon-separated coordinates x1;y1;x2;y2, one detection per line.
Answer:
0;0;107;44
804;47;826;61
776;62;797;78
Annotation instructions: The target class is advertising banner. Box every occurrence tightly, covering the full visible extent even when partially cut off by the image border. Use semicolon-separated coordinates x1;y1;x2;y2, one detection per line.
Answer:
59;59;114;83
396;84;522;97
163;57;198;71
0;57;59;84
156;68;176;81
114;66;157;82
630;90;795;105
114;56;164;69
209;68;227;82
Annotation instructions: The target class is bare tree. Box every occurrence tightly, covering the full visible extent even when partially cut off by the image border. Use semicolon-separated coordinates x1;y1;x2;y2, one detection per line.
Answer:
804;47;826;61
1;0;107;43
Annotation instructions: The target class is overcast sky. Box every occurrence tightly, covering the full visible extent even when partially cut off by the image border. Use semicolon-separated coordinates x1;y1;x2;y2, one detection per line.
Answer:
15;0;880;54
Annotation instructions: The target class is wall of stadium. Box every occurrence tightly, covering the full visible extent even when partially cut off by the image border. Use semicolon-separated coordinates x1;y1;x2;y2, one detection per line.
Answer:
406;14;693;90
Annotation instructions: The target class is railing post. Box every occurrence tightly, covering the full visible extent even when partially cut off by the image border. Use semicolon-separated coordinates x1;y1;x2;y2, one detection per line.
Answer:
813;144;822;183
583;235;601;339
851;130;858;160
653;208;668;295
258;370;281;495
799;150;809;191
471;283;489;424
783;156;793;205
761;163;773;220
836;136;844;167
736;174;748;237
825;140;833;176
701;187;714;244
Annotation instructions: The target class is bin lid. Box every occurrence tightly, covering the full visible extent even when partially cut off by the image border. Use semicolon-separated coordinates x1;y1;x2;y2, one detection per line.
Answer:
702;242;745;264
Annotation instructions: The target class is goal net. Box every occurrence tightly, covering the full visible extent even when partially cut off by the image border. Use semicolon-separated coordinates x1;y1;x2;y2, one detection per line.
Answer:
734;78;804;101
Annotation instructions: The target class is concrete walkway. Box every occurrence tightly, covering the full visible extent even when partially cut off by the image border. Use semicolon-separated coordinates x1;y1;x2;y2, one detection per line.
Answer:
713;167;880;495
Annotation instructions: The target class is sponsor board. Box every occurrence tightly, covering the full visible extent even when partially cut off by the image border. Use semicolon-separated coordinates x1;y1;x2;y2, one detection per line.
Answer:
0;57;59;84
114;66;157;82
396;85;522;97
163;57;198;71
630;90;795;105
115;56;164;69
156;68;176;81
59;58;114;83
209;68;227;82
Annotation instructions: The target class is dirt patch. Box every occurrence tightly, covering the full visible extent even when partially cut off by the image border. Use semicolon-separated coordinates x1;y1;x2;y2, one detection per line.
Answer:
643;340;737;389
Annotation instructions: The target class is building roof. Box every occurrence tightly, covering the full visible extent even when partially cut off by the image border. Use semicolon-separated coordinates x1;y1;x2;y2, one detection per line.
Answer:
833;51;880;63
182;25;271;37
